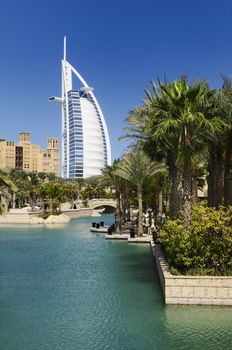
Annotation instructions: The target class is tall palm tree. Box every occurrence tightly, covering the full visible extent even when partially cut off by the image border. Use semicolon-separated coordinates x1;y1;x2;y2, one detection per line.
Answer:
115;150;166;236
44;181;65;214
191;155;208;204
26;172;40;211
82;176;105;199
101;161;126;233
64;180;80;208
121;105;150;144
0;169;18;212
122;104;168;215
9;168;28;208
0;168;17;190
146;84;183;219
217;77;232;206
147;77;225;226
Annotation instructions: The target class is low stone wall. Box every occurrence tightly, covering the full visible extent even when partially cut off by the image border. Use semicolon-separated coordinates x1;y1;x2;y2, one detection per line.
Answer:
61;208;94;219
0;209;94;224
151;243;232;306
0;212;38;224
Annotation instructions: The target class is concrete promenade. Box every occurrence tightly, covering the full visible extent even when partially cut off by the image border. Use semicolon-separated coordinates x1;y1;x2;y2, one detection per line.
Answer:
105;223;152;243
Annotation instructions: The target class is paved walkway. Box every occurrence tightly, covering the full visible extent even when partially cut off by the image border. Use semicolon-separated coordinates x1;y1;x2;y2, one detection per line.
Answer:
128;236;151;243
105;234;129;240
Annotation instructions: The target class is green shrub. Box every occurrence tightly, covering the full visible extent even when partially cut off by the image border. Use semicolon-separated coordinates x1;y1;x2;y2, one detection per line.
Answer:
158;204;232;275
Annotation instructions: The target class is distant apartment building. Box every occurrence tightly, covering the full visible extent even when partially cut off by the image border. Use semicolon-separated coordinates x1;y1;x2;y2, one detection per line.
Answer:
0;132;59;175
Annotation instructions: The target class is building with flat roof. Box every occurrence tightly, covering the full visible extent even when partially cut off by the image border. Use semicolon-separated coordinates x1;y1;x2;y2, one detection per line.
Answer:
49;37;111;178
0;132;59;175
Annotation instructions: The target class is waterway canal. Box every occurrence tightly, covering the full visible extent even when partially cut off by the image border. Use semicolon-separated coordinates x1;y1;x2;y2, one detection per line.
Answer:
0;214;231;349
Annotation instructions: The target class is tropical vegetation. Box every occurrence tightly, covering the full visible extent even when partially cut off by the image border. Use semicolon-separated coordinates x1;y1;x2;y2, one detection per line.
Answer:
114;150;166;236
158;203;232;275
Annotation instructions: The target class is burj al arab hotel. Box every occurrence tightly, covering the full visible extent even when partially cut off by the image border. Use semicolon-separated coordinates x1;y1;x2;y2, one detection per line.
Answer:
49;37;111;178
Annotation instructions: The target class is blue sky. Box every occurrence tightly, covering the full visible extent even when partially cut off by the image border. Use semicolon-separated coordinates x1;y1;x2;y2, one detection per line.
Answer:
0;0;232;161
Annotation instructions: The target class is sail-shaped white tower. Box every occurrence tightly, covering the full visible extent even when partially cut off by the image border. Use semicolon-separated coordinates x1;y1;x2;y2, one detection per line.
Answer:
49;37;111;178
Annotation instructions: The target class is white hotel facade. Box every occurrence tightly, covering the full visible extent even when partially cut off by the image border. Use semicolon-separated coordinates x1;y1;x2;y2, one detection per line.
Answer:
49;37;111;178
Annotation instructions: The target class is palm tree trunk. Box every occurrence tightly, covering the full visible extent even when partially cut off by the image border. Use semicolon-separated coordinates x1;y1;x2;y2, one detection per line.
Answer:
158;187;163;213
192;178;198;204
70;196;74;209
183;168;192;227
207;148;215;207
41;200;45;213
125;190;131;222
137;184;144;236
215;153;224;209
207;144;224;208
115;189;122;233
157;175;164;213
12;192;16;209
120;192;126;224
49;198;53;214
191;166;198;204
29;197;32;209
224;133;232;206
29;196;35;212
168;151;182;218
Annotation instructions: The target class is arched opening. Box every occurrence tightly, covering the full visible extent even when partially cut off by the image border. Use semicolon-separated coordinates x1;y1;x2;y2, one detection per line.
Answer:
93;205;115;213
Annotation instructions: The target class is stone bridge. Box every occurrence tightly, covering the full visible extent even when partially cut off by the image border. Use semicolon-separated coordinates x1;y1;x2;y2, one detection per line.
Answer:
88;198;116;210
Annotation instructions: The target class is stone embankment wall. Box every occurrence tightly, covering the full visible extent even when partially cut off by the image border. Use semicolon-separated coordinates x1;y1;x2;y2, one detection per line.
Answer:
0;213;34;224
151;243;232;306
0;209;94;224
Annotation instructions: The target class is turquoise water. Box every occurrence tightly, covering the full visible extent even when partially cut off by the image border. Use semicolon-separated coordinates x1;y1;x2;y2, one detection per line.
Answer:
0;214;231;350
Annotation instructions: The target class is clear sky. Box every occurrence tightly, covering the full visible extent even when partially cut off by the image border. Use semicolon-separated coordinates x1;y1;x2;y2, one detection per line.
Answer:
0;0;232;161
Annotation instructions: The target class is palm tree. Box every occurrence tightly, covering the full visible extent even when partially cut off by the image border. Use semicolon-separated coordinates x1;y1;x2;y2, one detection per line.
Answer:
147;77;225;226
82;176;106;199
9;168;28;208
0;169;18;212
122;90;183;219
26;172;40;211
122;104;168;215
121;105;150;144
44;181;65;214
37;182;47;213
101;161;126;233
64;180;80;208
0;168;18;191
217;77;232;206
191;156;208;204
115;150;166;236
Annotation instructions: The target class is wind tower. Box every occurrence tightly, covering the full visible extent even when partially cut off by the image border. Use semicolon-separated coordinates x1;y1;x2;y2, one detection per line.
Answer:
49;37;111;178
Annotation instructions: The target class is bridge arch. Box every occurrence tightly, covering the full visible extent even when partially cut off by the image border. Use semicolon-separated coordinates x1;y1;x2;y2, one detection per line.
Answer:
93;205;115;213
88;199;116;212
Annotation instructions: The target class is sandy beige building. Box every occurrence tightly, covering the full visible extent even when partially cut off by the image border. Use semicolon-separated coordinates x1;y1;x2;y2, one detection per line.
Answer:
40;138;59;175
0;132;59;176
0;139;16;169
